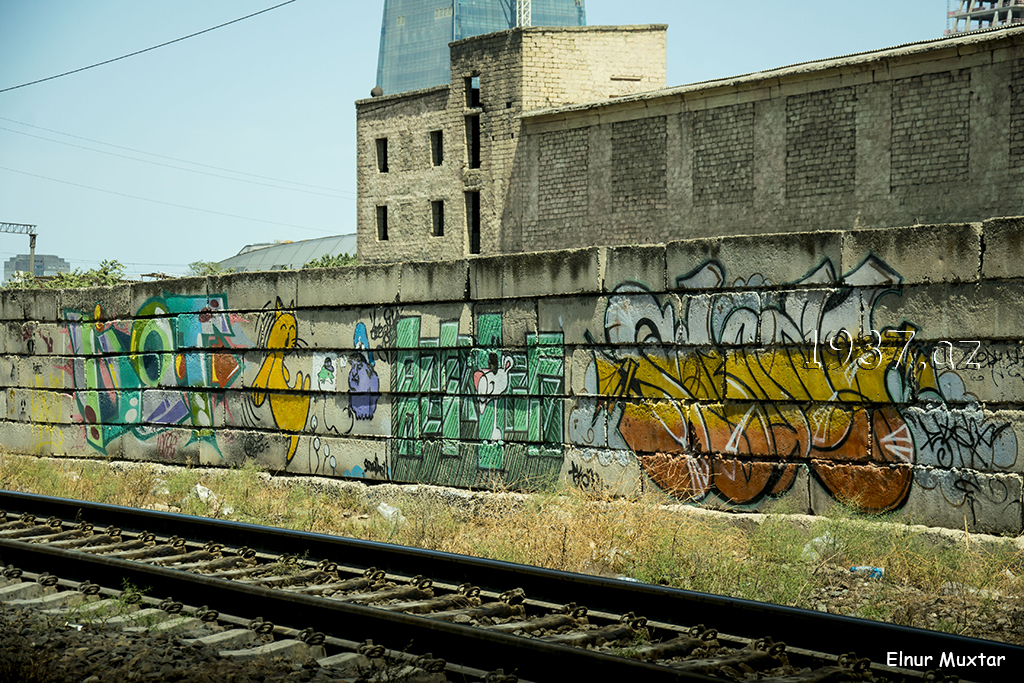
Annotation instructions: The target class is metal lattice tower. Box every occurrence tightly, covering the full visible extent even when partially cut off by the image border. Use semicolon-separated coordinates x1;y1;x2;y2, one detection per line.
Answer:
947;0;1024;35
517;0;531;27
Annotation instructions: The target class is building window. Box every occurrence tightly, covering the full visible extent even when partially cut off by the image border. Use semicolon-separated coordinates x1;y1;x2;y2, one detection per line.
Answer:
431;200;444;237
430;130;443;166
376;205;388;241
376;138;388;173
465;115;480;169
465;76;480;108
465;191;480;254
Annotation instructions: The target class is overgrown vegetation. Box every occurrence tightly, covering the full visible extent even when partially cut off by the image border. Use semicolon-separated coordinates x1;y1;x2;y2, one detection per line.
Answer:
186;260;234;277
1;453;1021;643
303;252;357;269
3;260;126;289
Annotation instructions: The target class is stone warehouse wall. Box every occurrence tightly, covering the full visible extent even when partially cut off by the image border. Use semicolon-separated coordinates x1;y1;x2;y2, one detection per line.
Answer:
2;219;1023;534
513;26;1024;251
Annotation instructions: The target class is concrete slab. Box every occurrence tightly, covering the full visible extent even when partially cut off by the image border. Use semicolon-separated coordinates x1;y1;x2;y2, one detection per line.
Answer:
907;467;1023;535
122;426;198;465
4;590;85;609
537;294;607;346
184;628;259;650
58;286;131;321
842;223;982;285
220;638;309;662
208;270;300;314
296;263;401;308
667;231;844;290
317;652;371;677
603;244;667;292
129;278;207;318
982;216;1024;280
206;429;290;470
400;259;468;303
0;581;46;600
470;247;603;300
286;435;390;479
950;342;1024;403
903;404;1021;475
563;445;642;496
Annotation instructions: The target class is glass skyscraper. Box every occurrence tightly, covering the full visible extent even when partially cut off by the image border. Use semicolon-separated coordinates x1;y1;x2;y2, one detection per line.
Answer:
376;0;586;95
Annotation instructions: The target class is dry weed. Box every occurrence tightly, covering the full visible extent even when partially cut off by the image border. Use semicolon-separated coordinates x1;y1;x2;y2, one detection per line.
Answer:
1;452;1021;641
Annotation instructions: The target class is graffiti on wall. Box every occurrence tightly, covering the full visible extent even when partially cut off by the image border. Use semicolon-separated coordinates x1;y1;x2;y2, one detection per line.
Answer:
65;294;251;454
247;298;310;464
389;311;565;488
570;256;1018;518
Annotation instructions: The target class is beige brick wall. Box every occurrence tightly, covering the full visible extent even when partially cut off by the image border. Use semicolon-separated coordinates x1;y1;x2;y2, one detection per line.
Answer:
355;25;668;263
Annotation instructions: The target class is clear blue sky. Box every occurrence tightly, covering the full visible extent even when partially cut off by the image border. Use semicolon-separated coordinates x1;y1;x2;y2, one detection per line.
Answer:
0;1;947;278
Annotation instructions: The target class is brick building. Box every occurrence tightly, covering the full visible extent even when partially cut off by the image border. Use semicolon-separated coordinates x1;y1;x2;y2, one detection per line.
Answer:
356;24;667;263
356;23;1024;263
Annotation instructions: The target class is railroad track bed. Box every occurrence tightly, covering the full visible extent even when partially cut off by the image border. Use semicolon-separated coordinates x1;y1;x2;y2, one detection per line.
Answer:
0;568;449;683
0;491;1020;682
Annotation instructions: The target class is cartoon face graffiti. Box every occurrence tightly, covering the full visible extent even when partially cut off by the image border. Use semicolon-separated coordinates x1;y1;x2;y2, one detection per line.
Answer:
473;352;514;440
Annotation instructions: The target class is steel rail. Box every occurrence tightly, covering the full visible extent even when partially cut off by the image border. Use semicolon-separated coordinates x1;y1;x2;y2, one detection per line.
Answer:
2;490;1021;682
0;537;718;683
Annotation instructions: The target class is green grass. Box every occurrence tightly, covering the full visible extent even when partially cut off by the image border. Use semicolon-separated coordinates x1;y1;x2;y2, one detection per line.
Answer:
2;452;1021;643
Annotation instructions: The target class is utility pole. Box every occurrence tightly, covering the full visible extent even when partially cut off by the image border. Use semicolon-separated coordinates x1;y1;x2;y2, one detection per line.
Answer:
0;222;38;278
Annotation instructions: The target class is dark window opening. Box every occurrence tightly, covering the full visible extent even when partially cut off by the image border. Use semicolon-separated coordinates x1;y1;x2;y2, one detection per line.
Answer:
465;191;480;254
466;115;480;169
431;200;444;237
376;205;388;241
465;76;481;108
430;130;443;166
376;138;388;173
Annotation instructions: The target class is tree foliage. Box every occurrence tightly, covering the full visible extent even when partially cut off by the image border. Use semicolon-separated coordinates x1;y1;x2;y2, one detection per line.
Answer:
303;253;358;269
187;260;234;277
4;260;127;289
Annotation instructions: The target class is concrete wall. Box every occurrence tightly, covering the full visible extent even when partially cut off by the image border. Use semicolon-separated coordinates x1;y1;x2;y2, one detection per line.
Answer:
3;219;1022;535
512;27;1024;251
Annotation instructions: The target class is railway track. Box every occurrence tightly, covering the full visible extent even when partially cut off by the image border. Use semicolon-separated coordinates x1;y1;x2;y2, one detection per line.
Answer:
0;490;1019;682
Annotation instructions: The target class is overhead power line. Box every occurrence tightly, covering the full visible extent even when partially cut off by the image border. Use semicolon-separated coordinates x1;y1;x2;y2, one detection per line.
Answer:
0;165;333;234
0;116;351;195
0;125;353;199
0;0;298;94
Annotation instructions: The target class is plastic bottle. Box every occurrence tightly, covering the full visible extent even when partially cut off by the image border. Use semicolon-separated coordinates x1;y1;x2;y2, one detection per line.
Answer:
850;566;884;579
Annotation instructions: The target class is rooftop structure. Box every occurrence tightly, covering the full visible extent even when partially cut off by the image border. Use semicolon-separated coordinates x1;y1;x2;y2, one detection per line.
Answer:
217;234;356;272
947;0;1024;34
376;0;586;96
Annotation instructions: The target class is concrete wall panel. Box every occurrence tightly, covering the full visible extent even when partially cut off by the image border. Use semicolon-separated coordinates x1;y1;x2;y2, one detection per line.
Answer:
2;221;1023;534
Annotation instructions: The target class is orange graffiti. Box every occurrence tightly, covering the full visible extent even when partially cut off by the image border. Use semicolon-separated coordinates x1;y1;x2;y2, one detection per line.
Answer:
597;327;934;512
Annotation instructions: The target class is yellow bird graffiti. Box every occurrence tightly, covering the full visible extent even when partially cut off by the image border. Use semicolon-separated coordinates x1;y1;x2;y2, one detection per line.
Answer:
251;304;310;464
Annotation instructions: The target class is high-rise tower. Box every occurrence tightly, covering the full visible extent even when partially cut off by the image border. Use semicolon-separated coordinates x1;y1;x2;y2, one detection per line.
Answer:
946;1;1024;34
375;0;586;96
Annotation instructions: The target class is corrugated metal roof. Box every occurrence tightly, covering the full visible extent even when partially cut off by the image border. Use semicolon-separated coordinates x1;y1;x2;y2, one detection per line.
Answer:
217;234;357;272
